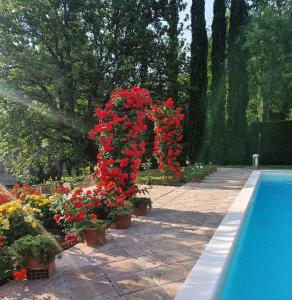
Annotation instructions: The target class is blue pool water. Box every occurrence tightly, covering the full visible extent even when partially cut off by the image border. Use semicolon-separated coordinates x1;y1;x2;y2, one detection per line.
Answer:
218;172;292;300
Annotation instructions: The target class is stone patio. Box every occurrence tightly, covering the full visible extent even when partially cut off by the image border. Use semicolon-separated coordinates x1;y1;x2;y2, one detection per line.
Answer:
0;168;251;300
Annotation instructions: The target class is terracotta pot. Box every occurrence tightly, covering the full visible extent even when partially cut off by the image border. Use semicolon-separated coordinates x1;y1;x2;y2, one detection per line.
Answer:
26;257;47;269
83;227;106;247
115;214;131;229
134;202;149;217
26;258;56;278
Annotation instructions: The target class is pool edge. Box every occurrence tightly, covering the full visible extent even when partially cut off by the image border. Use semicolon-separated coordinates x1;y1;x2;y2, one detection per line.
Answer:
174;170;261;300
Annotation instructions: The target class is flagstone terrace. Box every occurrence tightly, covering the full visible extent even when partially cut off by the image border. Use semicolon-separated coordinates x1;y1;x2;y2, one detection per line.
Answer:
0;168;251;300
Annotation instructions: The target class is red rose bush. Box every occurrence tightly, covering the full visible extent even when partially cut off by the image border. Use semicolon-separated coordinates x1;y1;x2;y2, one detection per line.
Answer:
148;98;184;180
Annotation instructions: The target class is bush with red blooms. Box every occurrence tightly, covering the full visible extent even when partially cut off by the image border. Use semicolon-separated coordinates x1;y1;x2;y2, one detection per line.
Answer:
12;267;27;281
63;232;78;249
52;187;109;229
0;191;10;204
148;98;184;180
53;184;70;195
89;86;151;204
11;183;40;200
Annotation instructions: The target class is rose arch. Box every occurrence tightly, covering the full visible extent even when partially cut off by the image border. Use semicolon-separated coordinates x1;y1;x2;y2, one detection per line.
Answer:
89;86;184;208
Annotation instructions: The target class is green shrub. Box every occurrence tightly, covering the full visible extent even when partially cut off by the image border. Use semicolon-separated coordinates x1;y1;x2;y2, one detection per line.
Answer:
249;121;292;164
10;234;61;266
0;247;12;281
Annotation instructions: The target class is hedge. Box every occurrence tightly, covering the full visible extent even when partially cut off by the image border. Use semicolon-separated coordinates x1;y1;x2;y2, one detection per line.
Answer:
248;121;292;165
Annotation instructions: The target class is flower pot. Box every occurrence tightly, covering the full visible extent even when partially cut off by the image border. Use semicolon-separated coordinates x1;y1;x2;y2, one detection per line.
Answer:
83;227;106;247
26;257;56;278
115;214;131;229
208;167;217;174
26;257;47;269
191;175;201;183
134;202;149;217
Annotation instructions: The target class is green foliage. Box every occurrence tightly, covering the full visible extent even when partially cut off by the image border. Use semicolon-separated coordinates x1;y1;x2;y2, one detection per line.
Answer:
0;0;189;181
249;121;292;164
246;2;292;122
208;0;227;164
226;0;249;164
10;234;61;266
188;0;208;162
73;219;110;238
130;197;152;210
0;247;12;281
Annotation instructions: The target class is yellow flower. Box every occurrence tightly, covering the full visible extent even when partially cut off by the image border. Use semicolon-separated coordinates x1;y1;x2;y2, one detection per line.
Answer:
31;221;37;228
7;207;16;214
0;218;10;230
24;215;33;223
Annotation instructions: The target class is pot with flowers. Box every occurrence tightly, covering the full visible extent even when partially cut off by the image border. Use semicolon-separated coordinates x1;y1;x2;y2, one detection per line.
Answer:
109;201;134;229
52;187;110;247
74;218;110;247
10;234;61;278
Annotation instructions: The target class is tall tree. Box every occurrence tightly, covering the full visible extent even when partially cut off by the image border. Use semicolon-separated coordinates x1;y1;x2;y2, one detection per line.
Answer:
163;0;181;102
226;0;249;163
188;0;208;162
0;0;171;180
208;0;227;163
246;1;292;122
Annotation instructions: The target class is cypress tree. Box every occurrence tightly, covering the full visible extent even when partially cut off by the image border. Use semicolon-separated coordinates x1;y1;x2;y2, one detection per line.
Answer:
188;0;208;162
166;0;180;102
209;0;227;163
226;0;249;164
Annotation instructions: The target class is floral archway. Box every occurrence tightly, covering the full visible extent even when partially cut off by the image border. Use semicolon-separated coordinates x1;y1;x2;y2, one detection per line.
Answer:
89;86;184;206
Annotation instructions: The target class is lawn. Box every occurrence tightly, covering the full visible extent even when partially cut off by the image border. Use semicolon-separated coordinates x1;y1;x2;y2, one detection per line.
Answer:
136;164;216;186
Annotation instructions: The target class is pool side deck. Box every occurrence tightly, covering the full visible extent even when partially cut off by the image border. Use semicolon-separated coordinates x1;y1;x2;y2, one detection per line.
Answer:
175;171;260;300
0;168;251;300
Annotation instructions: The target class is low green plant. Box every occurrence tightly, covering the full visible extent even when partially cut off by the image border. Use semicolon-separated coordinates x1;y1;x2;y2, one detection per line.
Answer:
10;234;61;266
0;247;12;281
130;197;152;210
73;219;111;238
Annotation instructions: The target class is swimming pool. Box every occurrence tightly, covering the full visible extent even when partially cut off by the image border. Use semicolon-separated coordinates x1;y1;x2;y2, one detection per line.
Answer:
175;171;292;300
218;171;292;299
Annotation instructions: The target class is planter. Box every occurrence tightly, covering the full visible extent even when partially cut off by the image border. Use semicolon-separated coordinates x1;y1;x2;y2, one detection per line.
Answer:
134;202;149;217
208;167;217;174
114;214;131;229
26;257;56;279
83;227;106;247
191;175;202;183
26;257;47;269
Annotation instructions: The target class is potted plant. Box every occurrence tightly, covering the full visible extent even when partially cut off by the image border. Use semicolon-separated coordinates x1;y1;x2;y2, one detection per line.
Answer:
52;187;110;247
109;201;134;229
10;234;61;277
74;219;110;247
131;197;152;216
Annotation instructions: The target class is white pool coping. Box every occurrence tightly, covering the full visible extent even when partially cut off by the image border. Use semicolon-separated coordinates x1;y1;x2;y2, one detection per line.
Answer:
175;170;261;300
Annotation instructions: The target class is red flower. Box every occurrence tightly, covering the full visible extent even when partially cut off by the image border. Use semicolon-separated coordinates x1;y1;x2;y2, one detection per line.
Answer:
13;268;27;281
53;214;61;222
90;213;97;220
119;158;129;168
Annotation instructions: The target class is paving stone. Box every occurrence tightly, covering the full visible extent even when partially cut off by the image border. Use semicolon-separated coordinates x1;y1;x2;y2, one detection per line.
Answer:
98;259;143;277
121;285;172;300
145;264;188;285
110;270;158;295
